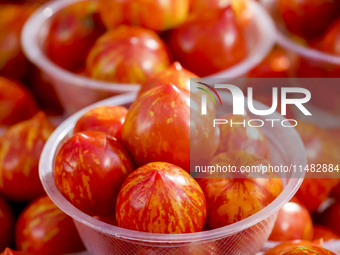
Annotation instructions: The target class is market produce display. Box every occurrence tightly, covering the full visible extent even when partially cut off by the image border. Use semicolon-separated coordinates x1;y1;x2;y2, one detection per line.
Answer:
0;0;339;254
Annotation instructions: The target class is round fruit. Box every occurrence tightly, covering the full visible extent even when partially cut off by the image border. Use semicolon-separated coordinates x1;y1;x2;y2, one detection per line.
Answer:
0;76;38;126
138;62;198;97
0;112;54;201
313;225;340;241
98;0;189;31
45;1;105;71
189;0;251;27
116;162;206;233
269;202;314;241
121;84;219;172
280;246;336;255
15;196;84;255
0;196;14;251
216;114;269;159
74;105;128;142
264;240;321;255
295;122;340;212
277;0;340;39
169;6;247;76
54;131;134;215
86;26;170;84
197;151;282;229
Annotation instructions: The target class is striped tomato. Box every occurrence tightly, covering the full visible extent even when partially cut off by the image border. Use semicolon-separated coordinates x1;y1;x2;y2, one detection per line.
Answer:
0;112;54;201
74;105;128;142
54;131;134;215
116;162;206;233
197;151;282;229
15;196;84;255
281;246;336;255
85;26;170;84
138;62;198;97
122;84;219;172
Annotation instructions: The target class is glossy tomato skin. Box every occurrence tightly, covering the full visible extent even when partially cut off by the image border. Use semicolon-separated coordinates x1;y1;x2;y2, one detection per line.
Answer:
116;162;206;233
0;3;36;80
0;197;14;252
45;1;105;71
217;114;269;159
269;202;314;241
277;0;340;39
138;61;198;97
295;122;340;212
248;46;292;78
320;202;340;235
169;6;247;77
98;0;189;31
55;131;134;215
197;151;282;229
313;225;340;241
0;112;54;201
264;240;321;255
122;84;219;172
86;26;170;84
15;196;84;255
0;77;38;126
0;249;30;255
280;246;336;255
74;105;128;142
190;0;251;27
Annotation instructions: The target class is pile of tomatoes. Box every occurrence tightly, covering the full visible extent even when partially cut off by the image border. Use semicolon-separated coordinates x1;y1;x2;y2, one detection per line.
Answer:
0;0;339;254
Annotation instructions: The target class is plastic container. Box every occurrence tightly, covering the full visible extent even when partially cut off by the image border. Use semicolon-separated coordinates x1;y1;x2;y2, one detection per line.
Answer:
261;0;340;67
22;0;275;114
40;93;306;255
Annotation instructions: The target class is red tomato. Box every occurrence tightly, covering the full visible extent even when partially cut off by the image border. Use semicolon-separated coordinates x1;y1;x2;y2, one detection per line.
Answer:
248;46;292;78
197;151;282;229
277;0;340;39
45;1;105;71
0;197;14;251
74;105;128;142
0;77;38;126
320;202;340;235
313;225;340;241
116;162;206;233
121;84;219;172
92;213;116;226
269;202;314;241
0;112;54;201
0;3;36;80
316;18;340;56
54;131;134;215
0;249;30;255
265;240;322;255
15;196;84;255
86;26;170;84
98;0;189;31
169;6;247;77
189;0;251;27
138;61;198;97
295;122;340;212
217;114;269;159
280;246;336;255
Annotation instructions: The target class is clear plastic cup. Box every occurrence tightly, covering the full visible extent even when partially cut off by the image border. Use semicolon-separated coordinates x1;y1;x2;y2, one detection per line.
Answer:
22;0;275;114
261;0;340;68
39;93;306;255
